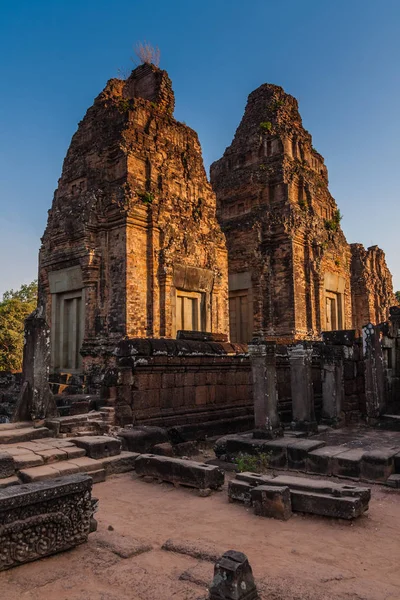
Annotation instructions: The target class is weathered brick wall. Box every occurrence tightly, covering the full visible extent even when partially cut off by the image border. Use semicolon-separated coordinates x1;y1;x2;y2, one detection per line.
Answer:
102;339;253;431
350;243;395;333
211;83;352;340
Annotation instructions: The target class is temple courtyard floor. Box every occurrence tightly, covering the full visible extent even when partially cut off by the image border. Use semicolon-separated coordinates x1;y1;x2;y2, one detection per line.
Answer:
0;470;399;600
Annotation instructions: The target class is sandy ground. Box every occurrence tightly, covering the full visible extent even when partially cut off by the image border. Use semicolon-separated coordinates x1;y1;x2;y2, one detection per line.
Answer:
0;471;399;600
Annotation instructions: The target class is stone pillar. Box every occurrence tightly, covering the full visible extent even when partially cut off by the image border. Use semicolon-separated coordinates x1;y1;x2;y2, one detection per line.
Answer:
248;340;283;439
288;343;317;433
13;307;57;423
209;550;259;600
363;323;384;421
321;346;343;426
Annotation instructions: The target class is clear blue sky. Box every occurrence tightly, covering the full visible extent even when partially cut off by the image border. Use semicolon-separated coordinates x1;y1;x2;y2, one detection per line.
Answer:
0;0;399;296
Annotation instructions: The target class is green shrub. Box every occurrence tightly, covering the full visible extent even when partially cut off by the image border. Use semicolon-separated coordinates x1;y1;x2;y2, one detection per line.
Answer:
234;452;271;473
260;121;272;131
324;209;342;232
137;191;154;204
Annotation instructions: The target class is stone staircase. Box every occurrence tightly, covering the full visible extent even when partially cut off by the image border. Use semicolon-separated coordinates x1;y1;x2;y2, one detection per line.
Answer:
0;423;136;489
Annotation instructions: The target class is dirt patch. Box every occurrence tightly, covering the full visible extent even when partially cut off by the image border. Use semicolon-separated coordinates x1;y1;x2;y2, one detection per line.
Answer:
0;472;399;599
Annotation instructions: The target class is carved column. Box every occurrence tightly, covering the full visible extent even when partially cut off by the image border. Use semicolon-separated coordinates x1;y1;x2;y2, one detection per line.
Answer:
321;345;343;426
363;323;384;421
288;343;317;433
13;307;56;423
248;340;283;439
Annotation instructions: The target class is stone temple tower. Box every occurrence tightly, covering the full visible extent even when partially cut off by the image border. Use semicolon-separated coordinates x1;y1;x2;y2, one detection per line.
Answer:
211;83;353;342
39;64;229;375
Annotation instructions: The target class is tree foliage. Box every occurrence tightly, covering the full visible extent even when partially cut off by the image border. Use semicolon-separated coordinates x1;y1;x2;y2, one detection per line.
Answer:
0;281;37;372
395;291;400;305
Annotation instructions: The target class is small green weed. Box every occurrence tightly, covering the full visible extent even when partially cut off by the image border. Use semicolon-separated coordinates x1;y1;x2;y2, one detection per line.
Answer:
234;452;271;473
260;121;272;131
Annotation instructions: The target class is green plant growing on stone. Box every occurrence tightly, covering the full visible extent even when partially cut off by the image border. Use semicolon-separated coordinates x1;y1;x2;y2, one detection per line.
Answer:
335;258;341;267
324;209;342;232
298;198;307;211
234;452;271;473
260;121;272;132
137;191;154;204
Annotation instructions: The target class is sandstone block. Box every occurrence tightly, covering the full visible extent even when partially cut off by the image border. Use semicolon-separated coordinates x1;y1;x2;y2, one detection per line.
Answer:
209;550;258;600
135;454;225;490
286;439;325;471
360;449;396;482
331;448;365;478
0;474;96;570
251;484;292;520
228;479;252;505
118;426;169;453
72;436;121;459
0;453;15;479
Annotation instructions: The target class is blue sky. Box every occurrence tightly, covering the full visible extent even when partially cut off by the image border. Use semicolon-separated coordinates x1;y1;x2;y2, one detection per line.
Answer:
0;0;399;296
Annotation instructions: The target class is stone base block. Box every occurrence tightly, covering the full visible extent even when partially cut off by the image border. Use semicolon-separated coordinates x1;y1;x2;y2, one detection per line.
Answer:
228;479;252;505
290;420;318;434
118;426;169;453
386;474;400;488
394;452;400;472
286;440;325;470
0;474;96;570
0;453;15;479
251;485;292;520
72;436;121;459
360;450;396;482
332;449;365;478
135;454;224;490
306;446;347;475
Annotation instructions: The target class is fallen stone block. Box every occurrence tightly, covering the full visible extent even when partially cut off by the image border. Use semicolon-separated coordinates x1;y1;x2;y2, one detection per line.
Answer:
152;442;175;456
0;452;15;479
290;489;364;520
118;426;169;453
234;473;370;518
135;454;224;490
0;474;97;571
101;451;139;476
251;485;292;521
209;550;259;600
228;479;252;505
71;436;121;459
93;530;152;558
162;538;221;562
360;449;396;482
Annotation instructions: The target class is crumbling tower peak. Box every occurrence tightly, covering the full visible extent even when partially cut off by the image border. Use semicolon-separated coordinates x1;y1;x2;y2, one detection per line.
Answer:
123;63;175;114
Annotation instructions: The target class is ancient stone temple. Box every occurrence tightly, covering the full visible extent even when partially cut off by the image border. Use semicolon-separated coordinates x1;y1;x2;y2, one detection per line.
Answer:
350;243;395;333
39;64;229;375
210;83;353;342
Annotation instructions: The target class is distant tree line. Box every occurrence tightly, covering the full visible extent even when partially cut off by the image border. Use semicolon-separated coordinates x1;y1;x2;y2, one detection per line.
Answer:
0;281;37;372
396;291;400;305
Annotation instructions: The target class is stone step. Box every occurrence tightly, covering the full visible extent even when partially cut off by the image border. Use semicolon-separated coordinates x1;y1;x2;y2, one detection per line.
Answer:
0;426;51;444
17;451;138;485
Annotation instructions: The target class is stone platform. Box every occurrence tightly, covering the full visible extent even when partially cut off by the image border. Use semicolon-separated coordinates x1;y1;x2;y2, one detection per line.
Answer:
215;427;400;486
